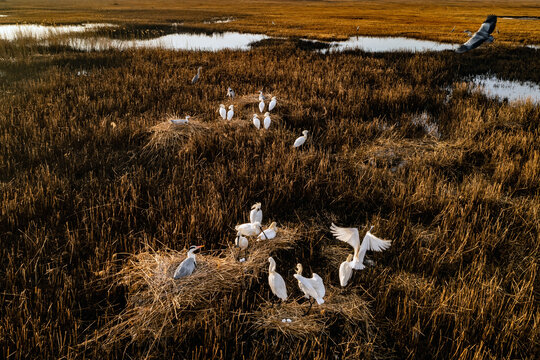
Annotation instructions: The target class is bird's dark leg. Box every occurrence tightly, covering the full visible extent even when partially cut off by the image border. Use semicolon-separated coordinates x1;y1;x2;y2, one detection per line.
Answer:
303;298;314;316
258;225;269;240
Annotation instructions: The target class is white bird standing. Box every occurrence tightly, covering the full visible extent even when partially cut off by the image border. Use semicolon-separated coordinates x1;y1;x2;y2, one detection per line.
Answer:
173;245;204;279
293;263;325;305
249;202;263;224
169;115;190;125
263;112;271;129
259;100;265;113
227;87;235;99
252;114;261;129
219;104;227;120
339;254;354;287
330;224;392;270
227;105;234;120
268;96;277;111
258;90;265;102
235;221;262;237
258;222;278;240
268;257;287;301
293;130;309;148
191;66;202;84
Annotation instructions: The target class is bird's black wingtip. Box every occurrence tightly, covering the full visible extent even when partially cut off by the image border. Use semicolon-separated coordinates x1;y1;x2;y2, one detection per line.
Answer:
455;46;469;54
486;15;497;22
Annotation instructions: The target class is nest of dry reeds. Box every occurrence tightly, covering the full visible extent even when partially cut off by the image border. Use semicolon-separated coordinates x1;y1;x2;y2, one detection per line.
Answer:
251;287;373;340
88;228;300;351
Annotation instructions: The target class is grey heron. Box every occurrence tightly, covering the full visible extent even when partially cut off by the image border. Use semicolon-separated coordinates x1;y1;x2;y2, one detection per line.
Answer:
227;87;235;99
456;15;497;53
173;245;204;279
330;224;392;270
191;66;202;84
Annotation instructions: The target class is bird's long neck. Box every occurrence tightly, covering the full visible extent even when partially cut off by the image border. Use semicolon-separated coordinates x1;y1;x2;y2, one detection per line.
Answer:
296;264;303;275
187;249;197;261
268;260;276;273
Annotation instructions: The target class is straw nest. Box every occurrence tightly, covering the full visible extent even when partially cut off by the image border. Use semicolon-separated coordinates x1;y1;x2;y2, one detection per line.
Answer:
89;227;300;350
251;287;373;340
142;116;209;156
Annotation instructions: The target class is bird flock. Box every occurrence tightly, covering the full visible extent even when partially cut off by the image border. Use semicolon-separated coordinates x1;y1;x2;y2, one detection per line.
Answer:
174;201;393;314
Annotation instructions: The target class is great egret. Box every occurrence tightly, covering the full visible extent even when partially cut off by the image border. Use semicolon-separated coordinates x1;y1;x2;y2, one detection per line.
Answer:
173;245;204;279
259;100;265;113
263;112;271;129
235;235;248;250
293;130;309;148
235;221;262;237
293;263;325;305
268;257;287;300
252;114;261;129
191;66;202;84
330;224;392;270
258;90;265;101
169;115;190;125
219;104;227;120
258;222;277;240
227;105;234;120
250;202;263;224
227;87;235;99
268;96;277;111
456;15;497;53
339;254;354;287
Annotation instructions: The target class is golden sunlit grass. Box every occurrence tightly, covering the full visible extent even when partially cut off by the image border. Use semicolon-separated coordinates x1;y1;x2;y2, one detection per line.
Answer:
1;1;540;44
0;13;539;359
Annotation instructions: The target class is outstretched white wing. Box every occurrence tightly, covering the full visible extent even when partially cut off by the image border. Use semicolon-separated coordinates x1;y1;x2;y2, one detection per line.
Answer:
310;273;326;299
330;223;360;253
294;274;318;299
360;230;392;253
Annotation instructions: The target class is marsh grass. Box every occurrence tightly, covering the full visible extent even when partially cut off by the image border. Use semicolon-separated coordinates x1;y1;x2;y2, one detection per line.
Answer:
0;30;539;359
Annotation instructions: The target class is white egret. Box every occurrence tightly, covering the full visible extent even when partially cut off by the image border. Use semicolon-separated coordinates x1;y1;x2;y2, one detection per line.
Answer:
173;245;204;279
268;257;287;301
191;66;202;84
339;254;354;287
169;115;190;125
258;90;265;101
258;222;278;240
456;15;497;53
219;104;227;120
293;263;325;305
235;221;262;237
227;105;234;120
227;87;235;99
249;202;263;224
263;112;271;129
330;224;392;270
235;235;248;250
268;96;277;111
252;114;261;129
259;100;265;113
293;130;309;148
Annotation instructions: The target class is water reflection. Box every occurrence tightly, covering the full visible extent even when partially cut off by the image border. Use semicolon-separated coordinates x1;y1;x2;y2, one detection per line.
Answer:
321;36;457;53
469;75;540;104
63;32;269;51
0;23;114;41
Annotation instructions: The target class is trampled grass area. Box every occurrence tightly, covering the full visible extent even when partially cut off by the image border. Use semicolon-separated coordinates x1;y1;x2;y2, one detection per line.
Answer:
1;0;540;44
0;2;539;360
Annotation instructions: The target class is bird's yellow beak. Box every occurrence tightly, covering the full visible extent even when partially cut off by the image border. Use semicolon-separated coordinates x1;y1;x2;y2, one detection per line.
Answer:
197;245;204;249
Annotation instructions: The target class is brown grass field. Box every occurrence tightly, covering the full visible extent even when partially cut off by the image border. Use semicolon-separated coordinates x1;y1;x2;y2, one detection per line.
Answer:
0;1;540;359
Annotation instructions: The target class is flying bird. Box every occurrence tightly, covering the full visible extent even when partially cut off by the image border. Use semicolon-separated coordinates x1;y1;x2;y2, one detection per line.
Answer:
227;87;235;99
268;257;287;301
219;104;227;120
263;112;271;129
250;202;263;224
293;263;325;305
252;114;261;129
227;105;234;120
463;30;473;37
173;245;204;279
456;15;497;53
293;130;309;148
191;66;202;84
330;224;392;270
268;96;277;111
169;115;190;125
258;222;278;240
339;254;354;287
